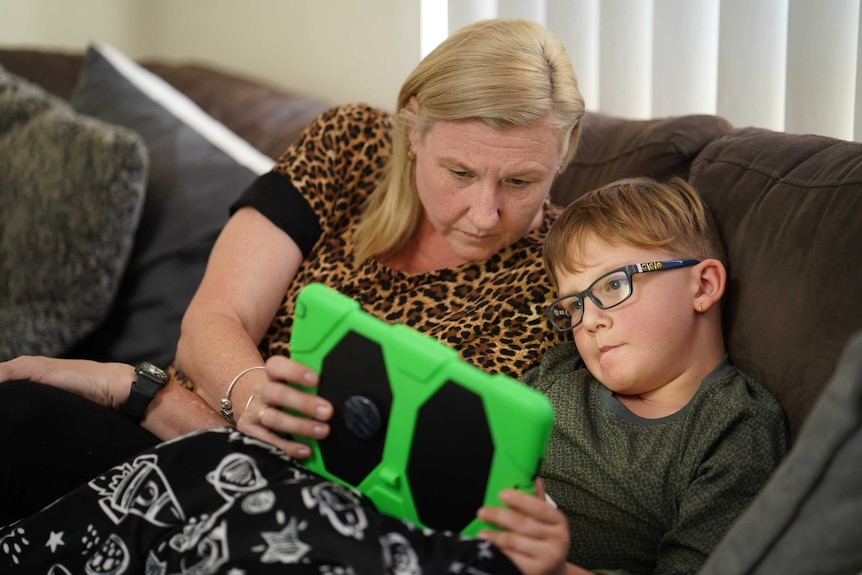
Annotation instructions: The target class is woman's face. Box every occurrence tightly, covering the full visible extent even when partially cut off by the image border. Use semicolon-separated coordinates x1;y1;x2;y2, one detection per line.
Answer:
409;117;564;266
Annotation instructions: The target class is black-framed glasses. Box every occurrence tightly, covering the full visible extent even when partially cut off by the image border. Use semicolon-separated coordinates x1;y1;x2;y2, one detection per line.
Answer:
545;259;700;332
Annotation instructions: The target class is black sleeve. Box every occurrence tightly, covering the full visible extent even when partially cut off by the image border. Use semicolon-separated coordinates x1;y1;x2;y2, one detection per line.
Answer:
230;171;322;258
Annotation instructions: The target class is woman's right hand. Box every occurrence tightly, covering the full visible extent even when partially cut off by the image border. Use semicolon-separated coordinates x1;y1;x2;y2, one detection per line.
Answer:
235;355;334;458
0;356;134;409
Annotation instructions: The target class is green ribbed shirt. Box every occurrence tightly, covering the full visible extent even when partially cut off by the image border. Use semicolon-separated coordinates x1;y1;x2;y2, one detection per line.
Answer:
521;344;790;575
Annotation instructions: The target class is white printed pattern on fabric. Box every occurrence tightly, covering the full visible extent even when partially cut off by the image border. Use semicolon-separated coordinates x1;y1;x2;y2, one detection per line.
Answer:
0;428;519;574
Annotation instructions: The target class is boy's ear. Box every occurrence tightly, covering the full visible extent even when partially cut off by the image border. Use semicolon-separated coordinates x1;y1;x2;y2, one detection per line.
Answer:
693;258;726;313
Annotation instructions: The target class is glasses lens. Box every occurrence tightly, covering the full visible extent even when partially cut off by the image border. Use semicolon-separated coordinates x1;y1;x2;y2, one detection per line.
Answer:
591;270;631;308
549;295;583;331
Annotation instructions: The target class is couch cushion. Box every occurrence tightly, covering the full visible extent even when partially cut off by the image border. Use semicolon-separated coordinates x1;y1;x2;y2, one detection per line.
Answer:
66;42;274;368
698;328;862;575
551;112;733;205
689;128;862;438
0;66;147;360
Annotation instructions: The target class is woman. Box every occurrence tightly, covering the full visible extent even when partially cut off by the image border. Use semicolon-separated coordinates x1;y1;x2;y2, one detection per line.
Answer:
1;18;584;569
172;16;584;452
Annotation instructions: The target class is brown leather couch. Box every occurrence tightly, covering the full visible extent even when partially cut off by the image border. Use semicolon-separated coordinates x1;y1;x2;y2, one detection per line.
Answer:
1;48;860;574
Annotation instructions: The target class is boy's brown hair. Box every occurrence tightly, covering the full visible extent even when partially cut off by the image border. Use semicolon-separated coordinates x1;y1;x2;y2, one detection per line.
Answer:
543;177;727;290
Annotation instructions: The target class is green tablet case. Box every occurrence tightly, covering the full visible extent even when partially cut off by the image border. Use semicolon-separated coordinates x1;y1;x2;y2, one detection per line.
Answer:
289;283;554;535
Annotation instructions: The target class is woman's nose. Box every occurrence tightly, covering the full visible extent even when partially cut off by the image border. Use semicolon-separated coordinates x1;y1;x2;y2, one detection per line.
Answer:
468;182;501;229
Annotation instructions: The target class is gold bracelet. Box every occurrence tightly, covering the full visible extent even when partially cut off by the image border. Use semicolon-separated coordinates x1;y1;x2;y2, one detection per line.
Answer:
220;366;266;423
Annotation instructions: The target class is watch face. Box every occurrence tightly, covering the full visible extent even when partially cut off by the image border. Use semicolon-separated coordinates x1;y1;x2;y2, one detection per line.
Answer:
136;362;168;385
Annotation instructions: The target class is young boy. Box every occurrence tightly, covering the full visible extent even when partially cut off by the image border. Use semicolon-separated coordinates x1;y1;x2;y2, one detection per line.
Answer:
487;177;790;574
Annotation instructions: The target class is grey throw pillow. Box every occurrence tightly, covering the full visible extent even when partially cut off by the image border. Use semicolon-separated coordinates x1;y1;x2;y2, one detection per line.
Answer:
0;65;148;360
66;43;274;368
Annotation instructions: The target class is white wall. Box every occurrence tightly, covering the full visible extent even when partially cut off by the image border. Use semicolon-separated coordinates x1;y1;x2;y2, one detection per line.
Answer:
0;0;145;52
0;0;420;111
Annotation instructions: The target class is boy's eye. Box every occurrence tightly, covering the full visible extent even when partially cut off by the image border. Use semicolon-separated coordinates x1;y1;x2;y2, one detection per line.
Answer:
596;276;626;299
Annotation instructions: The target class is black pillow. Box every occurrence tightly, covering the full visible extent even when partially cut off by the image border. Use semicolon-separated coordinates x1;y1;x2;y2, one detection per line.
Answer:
67;42;274;367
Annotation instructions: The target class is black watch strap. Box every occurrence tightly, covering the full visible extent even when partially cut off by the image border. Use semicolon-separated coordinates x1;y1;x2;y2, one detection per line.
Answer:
118;362;168;423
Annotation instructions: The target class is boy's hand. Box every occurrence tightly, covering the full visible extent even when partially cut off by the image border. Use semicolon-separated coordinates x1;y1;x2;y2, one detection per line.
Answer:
476;479;571;575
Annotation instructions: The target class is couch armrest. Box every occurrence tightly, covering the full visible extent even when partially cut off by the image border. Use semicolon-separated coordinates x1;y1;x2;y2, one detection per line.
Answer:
690;127;862;438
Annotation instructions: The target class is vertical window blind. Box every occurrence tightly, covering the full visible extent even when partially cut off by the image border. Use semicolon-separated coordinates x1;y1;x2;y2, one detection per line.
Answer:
422;0;862;141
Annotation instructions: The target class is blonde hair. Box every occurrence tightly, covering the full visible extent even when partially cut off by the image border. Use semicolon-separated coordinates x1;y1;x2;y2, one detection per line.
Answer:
543;177;727;290
353;18;586;265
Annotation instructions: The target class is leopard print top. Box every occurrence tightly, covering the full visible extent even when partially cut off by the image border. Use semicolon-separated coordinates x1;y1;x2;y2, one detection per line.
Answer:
174;103;568;387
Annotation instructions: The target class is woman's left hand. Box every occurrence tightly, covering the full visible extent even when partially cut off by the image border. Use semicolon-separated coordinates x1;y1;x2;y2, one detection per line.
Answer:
234;355;333;458
0;356;135;409
476;478;573;575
